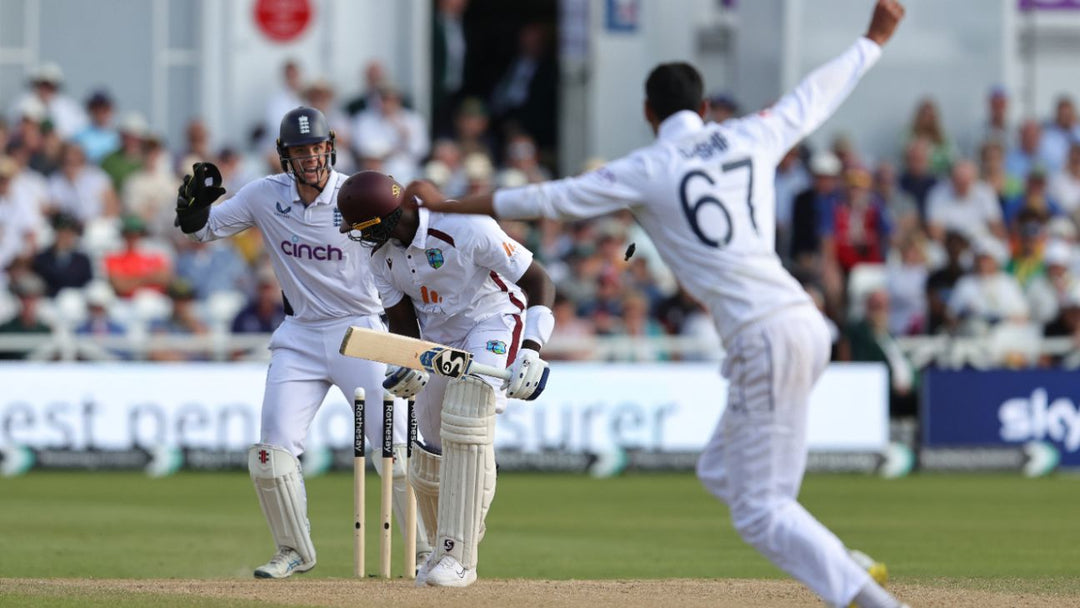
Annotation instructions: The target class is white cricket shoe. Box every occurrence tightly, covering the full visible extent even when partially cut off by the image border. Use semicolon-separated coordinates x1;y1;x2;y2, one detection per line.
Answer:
424;555;476;587
253;547;315;579
414;551;436;587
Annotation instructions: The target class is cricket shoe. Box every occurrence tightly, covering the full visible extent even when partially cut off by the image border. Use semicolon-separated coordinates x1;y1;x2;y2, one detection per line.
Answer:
254;547;315;579
424;555;476;587
414;551;436;587
848;549;890;608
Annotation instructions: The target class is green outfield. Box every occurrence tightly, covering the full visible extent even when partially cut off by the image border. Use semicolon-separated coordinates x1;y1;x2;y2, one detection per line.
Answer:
2;471;1079;607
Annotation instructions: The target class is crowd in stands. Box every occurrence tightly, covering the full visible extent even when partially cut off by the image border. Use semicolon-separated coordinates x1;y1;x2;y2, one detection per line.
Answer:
4;58;1080;414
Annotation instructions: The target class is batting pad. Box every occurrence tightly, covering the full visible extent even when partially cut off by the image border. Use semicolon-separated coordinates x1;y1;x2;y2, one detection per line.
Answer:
410;443;442;549
248;444;316;565
437;375;496;568
374;444;433;556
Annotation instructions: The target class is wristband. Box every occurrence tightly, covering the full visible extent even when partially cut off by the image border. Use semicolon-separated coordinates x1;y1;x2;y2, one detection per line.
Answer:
523;305;554;347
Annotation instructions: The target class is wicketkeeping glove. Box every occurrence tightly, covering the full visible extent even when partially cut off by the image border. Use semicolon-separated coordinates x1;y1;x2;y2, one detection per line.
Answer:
383;365;430;399
504;348;550;401
174;162;226;233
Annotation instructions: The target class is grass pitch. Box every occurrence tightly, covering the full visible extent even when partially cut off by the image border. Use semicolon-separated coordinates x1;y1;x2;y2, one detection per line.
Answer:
2;471;1079;606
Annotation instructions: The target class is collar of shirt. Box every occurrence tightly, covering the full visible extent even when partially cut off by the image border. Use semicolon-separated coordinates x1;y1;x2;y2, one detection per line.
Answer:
657;110;705;141
407;206;432;250
289;170;342;207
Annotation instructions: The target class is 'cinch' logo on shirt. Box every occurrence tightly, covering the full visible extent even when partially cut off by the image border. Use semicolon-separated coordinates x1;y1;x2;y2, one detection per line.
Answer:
280;236;343;261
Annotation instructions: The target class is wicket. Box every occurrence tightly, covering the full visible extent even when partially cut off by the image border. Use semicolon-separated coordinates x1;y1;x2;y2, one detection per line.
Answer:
353;387;418;579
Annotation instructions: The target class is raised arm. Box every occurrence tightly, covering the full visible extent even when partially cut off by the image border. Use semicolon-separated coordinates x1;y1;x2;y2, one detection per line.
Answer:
735;0;904;163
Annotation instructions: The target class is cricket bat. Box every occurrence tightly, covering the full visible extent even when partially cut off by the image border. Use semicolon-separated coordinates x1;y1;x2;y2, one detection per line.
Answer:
339;326;511;381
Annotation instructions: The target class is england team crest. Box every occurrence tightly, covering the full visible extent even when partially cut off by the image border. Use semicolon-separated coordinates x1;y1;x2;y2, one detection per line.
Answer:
425;248;444;269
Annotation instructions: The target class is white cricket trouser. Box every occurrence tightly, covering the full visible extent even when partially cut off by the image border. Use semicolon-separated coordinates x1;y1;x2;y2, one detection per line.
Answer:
696;305;871;608
415;312;520;451
261;314;406;455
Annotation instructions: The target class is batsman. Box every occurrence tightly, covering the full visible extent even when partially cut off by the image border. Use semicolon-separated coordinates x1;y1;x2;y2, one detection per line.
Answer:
338;170;555;587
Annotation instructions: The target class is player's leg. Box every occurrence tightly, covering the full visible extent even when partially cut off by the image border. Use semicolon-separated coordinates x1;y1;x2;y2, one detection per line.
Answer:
697;308;900;608
425;374;496;587
251;328;329;579
328;315;432;566
410;375;447;585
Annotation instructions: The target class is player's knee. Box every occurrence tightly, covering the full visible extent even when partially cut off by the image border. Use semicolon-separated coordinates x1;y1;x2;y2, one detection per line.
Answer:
728;500;773;547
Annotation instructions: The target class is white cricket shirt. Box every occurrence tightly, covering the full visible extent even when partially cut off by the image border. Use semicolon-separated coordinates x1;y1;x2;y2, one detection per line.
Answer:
369;207;532;343
494;38;882;345
192;170;382;321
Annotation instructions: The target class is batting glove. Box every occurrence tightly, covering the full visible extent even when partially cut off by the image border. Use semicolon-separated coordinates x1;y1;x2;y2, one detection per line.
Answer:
383;365;429;399
505;349;550;401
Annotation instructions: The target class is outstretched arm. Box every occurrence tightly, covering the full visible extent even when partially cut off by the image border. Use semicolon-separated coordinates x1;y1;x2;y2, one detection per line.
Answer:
401;179;496;217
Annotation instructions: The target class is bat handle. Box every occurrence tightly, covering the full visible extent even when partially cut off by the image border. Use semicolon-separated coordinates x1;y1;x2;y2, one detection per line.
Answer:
469;361;512;381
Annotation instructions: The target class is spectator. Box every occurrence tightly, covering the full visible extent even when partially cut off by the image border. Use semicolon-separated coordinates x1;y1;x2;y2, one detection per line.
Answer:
424;138;468;197
905;98;954;175
432;0;469;137
497;131;551;187
177;118;212;171
610;292;667;362
789;151;841;266
947;235;1029;334
897;137;937;220
31;213;92;296
1043;284;1080;365
100;113;148;194
980;85;1010;147
0;273;51;359
174;237;252;300
231;270;285;334
1005;119;1043;181
1039;95;1080;173
820;167;892;275
1006;209;1050;290
775;147;811;261
72;90;119;164
148;278;209;361
488;22;558;156
978;138;1022;205
1003;168;1062;227
48;142;119;223
706;92;740;124
122;135;179;236
344;60;401;117
304;79;356;174
924;230;970;334
263;59;304;151
351;85;429;182
75;281;128;359
839;290;917;418
103;214;171;298
454;97;496;160
1025;239;1074;327
1049;142;1080;216
872;160;919;237
543;292;592;361
0;156;37;281
885;231;928;335
925;159;1005;243
7;63;87;139
5;140;49;241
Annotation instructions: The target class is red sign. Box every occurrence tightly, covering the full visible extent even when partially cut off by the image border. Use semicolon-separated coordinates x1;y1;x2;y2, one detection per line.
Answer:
253;0;313;43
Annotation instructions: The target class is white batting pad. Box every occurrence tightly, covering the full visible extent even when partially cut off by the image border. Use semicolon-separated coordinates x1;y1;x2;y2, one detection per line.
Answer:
409;443;442;549
248;444;316;566
437;375;496;568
